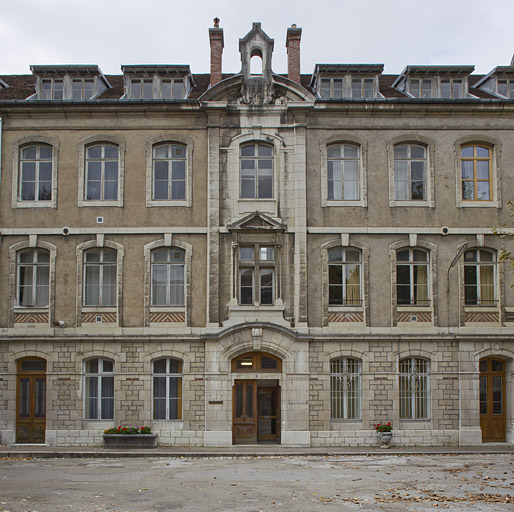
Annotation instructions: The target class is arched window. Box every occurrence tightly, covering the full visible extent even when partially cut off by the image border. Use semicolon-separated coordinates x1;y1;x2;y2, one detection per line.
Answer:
17;249;50;307
85;144;119;201
19;144;53;202
152;143;186;200
461;144;492;201
399;357;429;419
240;143;273;199
151;248;185;306
394;144;426;201
84;358;114;420
232;352;282;372
328;248;361;305
396;249;429;306
327;144;360;201
464;249;496;306
153;358;182;420
83;248;117;307
330;358;361;419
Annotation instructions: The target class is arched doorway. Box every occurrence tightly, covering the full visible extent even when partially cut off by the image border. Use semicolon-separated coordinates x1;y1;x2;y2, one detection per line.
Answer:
479;357;506;442
232;352;281;444
16;357;46;443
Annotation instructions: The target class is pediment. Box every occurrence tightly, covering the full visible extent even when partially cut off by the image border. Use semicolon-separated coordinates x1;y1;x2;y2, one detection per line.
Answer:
199;74;315;104
228;211;286;232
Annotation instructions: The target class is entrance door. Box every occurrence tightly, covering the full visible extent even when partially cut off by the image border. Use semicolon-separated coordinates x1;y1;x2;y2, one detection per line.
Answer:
233;380;257;444
233;380;280;444
257;387;280;443
16;358;46;443
479;358;506;442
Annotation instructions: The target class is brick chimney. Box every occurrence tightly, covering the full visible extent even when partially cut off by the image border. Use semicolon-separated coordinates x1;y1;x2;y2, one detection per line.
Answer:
286;24;302;83
209;18;224;87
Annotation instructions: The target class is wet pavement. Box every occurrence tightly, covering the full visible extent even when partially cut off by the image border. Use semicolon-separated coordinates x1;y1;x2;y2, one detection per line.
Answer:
1;453;513;511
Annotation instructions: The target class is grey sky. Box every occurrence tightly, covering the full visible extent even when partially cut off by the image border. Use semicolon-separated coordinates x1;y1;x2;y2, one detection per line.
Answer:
1;0;513;76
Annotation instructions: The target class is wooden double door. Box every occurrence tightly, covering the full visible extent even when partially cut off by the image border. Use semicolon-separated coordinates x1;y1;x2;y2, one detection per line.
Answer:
16;358;46;443
479;357;506;442
233;380;280;444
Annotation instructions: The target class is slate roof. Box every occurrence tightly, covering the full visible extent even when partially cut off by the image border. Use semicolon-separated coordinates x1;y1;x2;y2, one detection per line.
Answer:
0;71;502;102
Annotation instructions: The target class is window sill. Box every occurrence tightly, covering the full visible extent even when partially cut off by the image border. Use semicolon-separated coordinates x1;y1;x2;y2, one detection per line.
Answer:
82;307;117;312
14;306;48;311
146;199;191;208
322;200;366;208
13;201;56;209
389;200;434;208
458;200;500;208
79;200;122;208
397;305;431;310
329;306;363;313
464;305;498;311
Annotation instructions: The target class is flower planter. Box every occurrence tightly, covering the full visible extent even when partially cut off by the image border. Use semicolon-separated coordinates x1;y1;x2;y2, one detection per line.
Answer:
378;431;393;448
103;433;158;449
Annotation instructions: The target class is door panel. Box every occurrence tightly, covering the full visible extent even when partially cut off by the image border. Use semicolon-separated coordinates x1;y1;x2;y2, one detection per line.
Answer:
479;358;506;442
257;387;280;442
233;380;257;444
16;359;46;444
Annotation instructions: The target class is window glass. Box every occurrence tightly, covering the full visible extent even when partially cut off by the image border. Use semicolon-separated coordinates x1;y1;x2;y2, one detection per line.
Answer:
85;144;119;201
461;144;492;201
464;249;496;306
85;358;114;420
331;358;361;419
396;248;429;305
152;143;187;200
153;358;182;420
394;144;426;201
328;247;362;306
327;144;360;201
240;143;273;199
151;248;185;306
83;248;117;307
399;358;429;419
19;144;53;202
17;249;50;307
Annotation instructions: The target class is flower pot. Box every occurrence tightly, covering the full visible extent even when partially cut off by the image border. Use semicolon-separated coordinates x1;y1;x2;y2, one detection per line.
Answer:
378;431;392;448
103;433;158;449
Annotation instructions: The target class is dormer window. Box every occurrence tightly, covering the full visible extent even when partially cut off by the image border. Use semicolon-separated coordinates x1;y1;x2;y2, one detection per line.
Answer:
351;78;374;99
41;79;63;100
31;65;109;101
497;79;514;98
441;79;462;98
409;79;432;98
321;78;343;98
122;65;192;100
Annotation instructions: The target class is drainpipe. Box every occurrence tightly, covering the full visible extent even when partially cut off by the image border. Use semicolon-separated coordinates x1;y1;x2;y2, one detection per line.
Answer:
0;115;2;195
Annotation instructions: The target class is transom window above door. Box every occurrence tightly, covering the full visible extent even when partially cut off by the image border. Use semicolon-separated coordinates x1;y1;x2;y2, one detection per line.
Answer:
232;352;282;372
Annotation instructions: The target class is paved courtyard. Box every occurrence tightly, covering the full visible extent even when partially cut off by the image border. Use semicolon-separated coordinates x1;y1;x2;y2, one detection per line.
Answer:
0;454;513;511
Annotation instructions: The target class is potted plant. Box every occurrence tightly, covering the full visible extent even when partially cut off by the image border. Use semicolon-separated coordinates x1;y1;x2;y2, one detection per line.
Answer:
373;422;393;448
102;426;158;449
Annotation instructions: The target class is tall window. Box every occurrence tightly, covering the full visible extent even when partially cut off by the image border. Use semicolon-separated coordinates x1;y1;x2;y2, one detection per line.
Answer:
85;144;119;201
396;249;429;305
464;249;496;306
394;144;426;200
328;248;361;305
19;144;53;202
151;248;185;306
152;143;186;200
85;358;114;420
239;245;274;305
240;143;273;199
399;357;429;419
327;144;360;201
330;358;361;419
153;358;182;420
17;249;50;307
83;248;117;307
461;144;492;201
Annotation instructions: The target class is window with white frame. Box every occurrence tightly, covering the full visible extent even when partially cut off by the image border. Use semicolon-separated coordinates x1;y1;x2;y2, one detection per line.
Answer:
41;79;63;100
83;248;117;307
409;78;432;98
394;144;427;201
130;78;153;99
151;248;185;306
320;78;343;98
84;358;114;420
85;144;119;201
19;144;53;202
330;358;361;419
17;249;50;307
461;144;493;201
399;357;429;419
328;248;361;306
72;78;95;100
153;358;182;420
440;79;463;98
240;143;273;199
327;144;360;201
239;245;274;305
396;249;430;306
464;249;496;306
497;79;514;98
152;143;187;200
129;78;185;99
351;78;374;98
161;78;184;99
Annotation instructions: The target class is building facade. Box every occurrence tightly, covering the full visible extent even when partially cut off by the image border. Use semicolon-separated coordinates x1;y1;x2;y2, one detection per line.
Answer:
0;22;513;447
